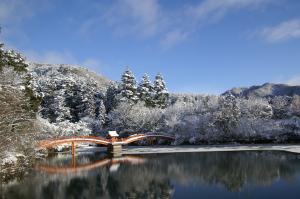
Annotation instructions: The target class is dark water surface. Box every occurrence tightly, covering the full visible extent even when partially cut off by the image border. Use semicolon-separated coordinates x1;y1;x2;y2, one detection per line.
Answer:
2;150;300;199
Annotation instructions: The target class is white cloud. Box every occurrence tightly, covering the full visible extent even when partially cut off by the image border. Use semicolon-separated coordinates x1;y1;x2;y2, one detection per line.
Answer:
82;58;105;72
0;0;33;43
0;0;51;26
287;75;300;86
0;0;52;47
261;19;300;42
82;58;101;68
186;0;270;22
79;17;101;36
100;0;271;47
1;0;275;52
25;50;78;65
1;0;276;52
77;0;273;48
160;30;188;49
24;50;105;73
103;0;163;37
0;0;33;23
159;0;270;47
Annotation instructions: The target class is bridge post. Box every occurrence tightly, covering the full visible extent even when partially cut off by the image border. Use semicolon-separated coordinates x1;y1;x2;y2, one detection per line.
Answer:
71;142;76;168
107;143;122;157
71;141;75;155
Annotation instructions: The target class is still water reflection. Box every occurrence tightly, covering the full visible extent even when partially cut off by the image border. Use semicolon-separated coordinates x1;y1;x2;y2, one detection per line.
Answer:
2;151;300;199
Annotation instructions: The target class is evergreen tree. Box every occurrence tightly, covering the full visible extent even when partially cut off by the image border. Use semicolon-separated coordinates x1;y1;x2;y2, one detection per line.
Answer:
0;38;40;112
153;73;169;108
0;34;41;166
105;83;119;112
120;68;139;102
0;43;27;73
95;94;107;126
138;73;154;107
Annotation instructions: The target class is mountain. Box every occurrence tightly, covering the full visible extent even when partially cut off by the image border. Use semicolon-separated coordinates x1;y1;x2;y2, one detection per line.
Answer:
223;83;300;98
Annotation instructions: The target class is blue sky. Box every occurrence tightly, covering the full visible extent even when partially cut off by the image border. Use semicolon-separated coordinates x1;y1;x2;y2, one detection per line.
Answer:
1;0;300;94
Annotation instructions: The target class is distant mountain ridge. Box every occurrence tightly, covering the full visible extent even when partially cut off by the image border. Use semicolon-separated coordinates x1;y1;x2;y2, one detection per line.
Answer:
223;83;300;98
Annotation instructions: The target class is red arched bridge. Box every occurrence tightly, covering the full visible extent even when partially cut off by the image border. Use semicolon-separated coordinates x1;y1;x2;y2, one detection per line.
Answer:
37;133;175;156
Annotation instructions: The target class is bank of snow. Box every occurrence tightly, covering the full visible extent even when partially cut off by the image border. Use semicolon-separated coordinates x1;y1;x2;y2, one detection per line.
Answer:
121;145;300;154
74;144;300;154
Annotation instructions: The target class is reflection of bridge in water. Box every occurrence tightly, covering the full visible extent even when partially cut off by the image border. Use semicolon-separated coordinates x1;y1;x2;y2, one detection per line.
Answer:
37;133;175;157
36;155;147;174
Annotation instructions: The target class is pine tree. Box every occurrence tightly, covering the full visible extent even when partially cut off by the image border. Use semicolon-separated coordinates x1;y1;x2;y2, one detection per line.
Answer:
0;43;27;73
95;96;107;126
105;83;119;112
153;73;169;108
138;73;154;107
120;68;139;102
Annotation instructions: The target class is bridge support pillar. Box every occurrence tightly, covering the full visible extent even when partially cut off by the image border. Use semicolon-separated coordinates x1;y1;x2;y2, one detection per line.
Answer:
107;144;122;157
71;142;76;167
71;142;76;155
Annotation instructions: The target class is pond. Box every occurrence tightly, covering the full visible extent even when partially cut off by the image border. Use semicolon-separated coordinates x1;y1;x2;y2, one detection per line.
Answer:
2;150;300;199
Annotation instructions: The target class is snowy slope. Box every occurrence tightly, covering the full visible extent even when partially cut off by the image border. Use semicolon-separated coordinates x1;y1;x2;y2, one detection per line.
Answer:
28;63;112;127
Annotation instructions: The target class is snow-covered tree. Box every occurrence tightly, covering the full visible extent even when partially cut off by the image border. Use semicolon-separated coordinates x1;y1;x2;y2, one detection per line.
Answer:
95;93;107;126
289;95;300;117
120;68;139;103
30;64;110;128
138;73;154;107
239;98;273;119
108;101;163;134
270;96;291;119
215;94;241;134
153;73;169;108
0;44;27;73
0;40;40;171
0;42;4;67
105;83;120;113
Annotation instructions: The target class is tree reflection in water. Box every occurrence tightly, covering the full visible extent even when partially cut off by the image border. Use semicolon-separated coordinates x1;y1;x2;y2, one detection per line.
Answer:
2;151;300;199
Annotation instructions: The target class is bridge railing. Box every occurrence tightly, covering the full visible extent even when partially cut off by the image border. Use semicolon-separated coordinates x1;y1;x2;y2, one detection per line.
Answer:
37;133;175;149
121;133;175;144
37;136;112;149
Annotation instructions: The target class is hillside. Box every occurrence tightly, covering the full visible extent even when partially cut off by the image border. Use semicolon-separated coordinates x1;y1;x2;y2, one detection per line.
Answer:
28;63;113;138
28;63;111;92
223;83;300;98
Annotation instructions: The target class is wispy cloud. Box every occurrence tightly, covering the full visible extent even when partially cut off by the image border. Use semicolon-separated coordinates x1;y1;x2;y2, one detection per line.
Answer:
261;19;300;42
0;0;33;23
187;0;270;21
0;0;51;27
160;30;188;49
24;49;105;74
0;0;32;44
25;50;78;65
90;0;272;48
161;0;271;47
103;0;164;37
1;0;275;52
0;0;51;46
287;74;300;86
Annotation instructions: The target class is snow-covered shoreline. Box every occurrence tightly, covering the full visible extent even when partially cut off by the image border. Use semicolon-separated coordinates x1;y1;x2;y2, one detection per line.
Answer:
75;144;300;155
